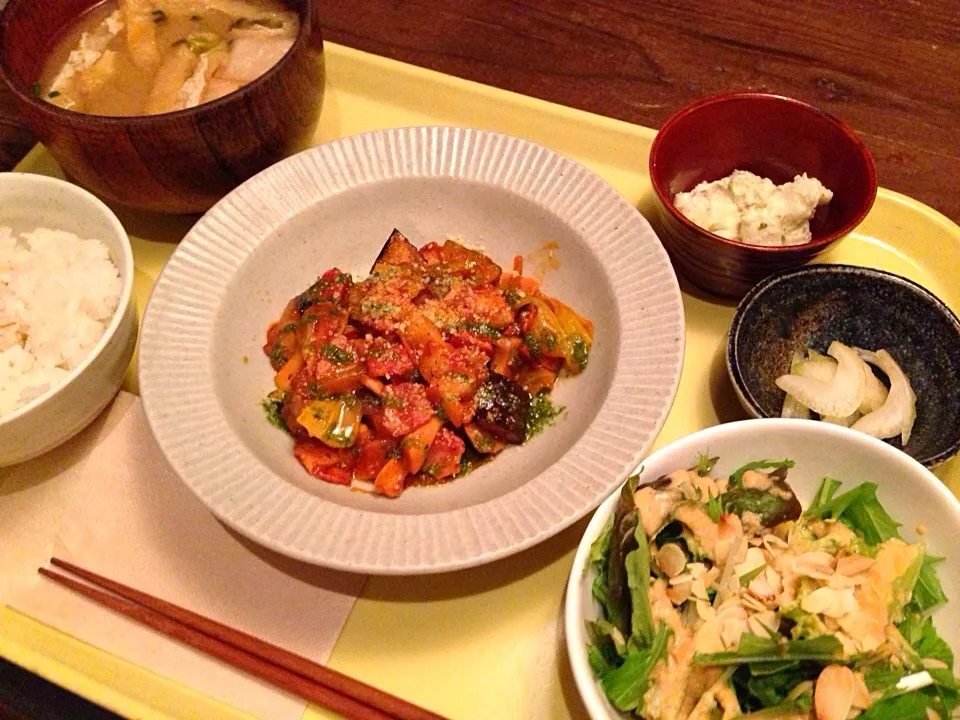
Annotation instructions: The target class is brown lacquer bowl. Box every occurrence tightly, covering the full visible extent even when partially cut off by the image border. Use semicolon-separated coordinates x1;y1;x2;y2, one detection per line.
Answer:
0;0;325;214
649;93;877;298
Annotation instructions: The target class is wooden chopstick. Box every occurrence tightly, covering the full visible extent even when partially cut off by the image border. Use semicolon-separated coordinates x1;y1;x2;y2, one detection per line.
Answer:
40;558;448;720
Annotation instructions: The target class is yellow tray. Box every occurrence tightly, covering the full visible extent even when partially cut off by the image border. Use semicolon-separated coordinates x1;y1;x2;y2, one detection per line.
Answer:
6;42;960;720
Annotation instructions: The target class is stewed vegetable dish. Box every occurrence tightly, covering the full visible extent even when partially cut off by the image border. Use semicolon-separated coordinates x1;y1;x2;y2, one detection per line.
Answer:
262;230;593;497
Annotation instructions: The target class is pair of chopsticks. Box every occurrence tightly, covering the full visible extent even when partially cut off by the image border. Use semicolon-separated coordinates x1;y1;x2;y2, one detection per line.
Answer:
39;558;448;720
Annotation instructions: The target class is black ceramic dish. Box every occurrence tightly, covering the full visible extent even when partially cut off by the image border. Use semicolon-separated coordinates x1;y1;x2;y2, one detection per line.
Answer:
727;264;960;467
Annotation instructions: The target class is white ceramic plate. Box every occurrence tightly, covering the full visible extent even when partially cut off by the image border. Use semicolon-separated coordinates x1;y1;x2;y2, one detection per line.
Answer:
565;419;960;719
139;126;684;574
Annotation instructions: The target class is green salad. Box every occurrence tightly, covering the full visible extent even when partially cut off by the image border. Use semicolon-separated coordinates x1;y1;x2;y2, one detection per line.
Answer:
586;455;958;720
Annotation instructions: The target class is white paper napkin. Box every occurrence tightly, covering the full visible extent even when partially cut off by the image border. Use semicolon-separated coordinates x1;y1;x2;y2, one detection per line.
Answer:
0;391;366;720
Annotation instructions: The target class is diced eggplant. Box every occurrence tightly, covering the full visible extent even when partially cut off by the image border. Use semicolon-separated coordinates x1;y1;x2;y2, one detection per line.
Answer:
606;482;640;635
372;229;423;271
720;475;802;527
472;373;530;444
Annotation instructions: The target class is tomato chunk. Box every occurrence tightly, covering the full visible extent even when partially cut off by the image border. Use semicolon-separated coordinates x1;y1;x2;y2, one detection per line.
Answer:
316;268;353;306
293;438;357;485
440;283;513;329
365;338;415;379
354;438;397;481
369;383;435;437
298;302;349;353
348;265;425;333
422;427;465;479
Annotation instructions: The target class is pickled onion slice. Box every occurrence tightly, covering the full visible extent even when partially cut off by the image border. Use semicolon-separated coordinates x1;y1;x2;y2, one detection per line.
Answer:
780;350;812;419
801;349;888;416
852;349;917;445
775;341;865;418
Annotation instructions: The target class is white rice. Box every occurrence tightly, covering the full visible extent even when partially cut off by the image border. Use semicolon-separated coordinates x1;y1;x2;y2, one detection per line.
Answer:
0;226;121;418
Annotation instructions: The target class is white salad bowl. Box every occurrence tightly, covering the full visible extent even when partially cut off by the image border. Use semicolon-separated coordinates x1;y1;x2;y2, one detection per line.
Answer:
0;173;136;466
564;418;960;720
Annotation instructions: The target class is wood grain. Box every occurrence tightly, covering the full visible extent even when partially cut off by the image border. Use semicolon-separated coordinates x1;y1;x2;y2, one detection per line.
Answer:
1;1;956;220
314;0;960;223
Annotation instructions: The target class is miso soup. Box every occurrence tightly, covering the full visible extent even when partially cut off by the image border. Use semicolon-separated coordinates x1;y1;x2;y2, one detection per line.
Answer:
37;0;299;116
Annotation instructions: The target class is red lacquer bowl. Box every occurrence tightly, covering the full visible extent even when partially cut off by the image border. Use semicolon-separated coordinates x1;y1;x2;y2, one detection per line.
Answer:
0;0;325;214
649;92;877;298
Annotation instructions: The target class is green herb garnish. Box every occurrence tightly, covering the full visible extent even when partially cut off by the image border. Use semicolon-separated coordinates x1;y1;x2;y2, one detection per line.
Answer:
524;390;564;438
184;32;221;54
321;343;354;365
571;334;589;370
694;451;719;476
261;395;289;432
728;459;795;487
462;321;502;339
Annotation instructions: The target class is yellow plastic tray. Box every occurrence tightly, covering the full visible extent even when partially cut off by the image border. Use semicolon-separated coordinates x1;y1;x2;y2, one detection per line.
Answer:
7;42;960;720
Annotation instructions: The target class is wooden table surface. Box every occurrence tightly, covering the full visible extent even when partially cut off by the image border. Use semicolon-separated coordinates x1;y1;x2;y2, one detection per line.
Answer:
2;0;958;224
0;2;958;718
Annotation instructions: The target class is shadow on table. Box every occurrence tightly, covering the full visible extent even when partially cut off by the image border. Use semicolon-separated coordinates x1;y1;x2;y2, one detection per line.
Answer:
228;530;369;598
0;394;128;497
366;515;590;602
710;336;751;425
228;510;591;602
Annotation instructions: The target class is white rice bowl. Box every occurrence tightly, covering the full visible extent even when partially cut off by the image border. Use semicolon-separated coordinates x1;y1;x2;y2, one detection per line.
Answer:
0;226;122;417
0;173;135;467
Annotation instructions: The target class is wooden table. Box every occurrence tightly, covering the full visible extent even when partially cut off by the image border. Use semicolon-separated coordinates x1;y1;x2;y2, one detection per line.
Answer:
1;2;958;717
1;1;958;223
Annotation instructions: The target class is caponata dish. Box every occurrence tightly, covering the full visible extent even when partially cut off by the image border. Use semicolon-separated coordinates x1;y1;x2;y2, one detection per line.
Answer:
262;230;593;497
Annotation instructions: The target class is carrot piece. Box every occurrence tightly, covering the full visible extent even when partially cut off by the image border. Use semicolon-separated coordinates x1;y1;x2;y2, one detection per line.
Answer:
401;416;444;474
374;457;407;497
355;438;395;481
273;352;303;391
441;397;465;427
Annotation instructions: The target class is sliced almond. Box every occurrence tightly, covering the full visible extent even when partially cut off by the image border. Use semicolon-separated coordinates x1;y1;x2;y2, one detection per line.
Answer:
922;657;949;670
814;665;855;720
666;581;693;606
851;671;872;710
657;542;688;578
836;555;875;576
801;586;859;618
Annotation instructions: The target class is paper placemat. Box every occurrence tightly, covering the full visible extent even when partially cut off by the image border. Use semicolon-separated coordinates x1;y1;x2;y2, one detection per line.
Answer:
0;391;366;720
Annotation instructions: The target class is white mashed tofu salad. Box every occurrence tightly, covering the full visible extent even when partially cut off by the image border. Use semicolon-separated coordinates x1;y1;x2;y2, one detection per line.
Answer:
586;455;957;720
0;227;121;417
674;170;833;247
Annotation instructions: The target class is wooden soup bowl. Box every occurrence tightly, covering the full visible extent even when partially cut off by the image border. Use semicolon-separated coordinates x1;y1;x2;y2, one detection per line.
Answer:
0;0;325;214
